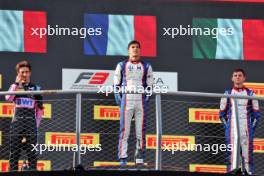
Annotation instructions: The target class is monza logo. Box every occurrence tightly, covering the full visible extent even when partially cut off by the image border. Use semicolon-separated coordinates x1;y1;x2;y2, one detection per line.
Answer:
253;138;264;153
94;105;120;120
45;132;100;146
244;82;264;97
0;160;51;172
189;108;221;123
189;164;226;173
153;77;169;89
74;72;109;85
154;77;164;85
146;134;195;150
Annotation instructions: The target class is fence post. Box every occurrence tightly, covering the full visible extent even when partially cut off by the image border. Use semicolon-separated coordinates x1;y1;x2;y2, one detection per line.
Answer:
232;98;240;171
155;94;162;170
75;93;82;166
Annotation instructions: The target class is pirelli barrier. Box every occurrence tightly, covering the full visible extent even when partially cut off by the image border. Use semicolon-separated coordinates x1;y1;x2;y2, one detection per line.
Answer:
0;90;264;175
0;170;231;176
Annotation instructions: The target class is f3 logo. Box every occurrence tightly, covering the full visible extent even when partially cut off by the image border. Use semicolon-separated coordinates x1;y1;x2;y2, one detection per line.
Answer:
74;72;109;85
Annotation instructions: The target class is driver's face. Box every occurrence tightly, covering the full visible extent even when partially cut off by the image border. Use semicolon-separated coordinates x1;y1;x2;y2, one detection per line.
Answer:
128;43;141;62
232;71;245;86
17;67;31;83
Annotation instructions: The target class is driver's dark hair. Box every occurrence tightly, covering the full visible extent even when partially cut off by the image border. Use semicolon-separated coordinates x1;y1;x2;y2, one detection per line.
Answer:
233;68;246;76
127;40;141;49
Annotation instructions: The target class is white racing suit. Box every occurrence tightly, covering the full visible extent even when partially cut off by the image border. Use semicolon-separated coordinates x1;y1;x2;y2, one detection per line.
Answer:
114;60;154;160
219;86;260;174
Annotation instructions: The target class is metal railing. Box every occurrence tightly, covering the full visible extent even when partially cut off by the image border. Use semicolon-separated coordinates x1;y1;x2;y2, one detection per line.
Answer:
0;89;263;173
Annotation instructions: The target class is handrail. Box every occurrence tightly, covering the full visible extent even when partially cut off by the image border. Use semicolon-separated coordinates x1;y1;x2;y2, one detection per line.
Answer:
1;89;264;100
167;90;264;100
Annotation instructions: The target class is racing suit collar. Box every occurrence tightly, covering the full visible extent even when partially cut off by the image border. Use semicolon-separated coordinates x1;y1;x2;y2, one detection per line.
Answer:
233;85;246;92
128;60;141;64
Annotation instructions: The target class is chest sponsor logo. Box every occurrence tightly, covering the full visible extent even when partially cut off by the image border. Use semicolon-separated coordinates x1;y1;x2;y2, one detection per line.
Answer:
15;98;34;108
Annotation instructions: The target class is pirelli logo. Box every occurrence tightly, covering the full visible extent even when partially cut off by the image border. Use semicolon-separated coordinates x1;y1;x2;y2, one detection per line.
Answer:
94;161;142;167
189;108;220;123
189;164;226;173
244;82;264;97
0;103;52;118
253;138;264;153
146;135;195;150
45;132;100;146
0;160;51;172
94;105;120;120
